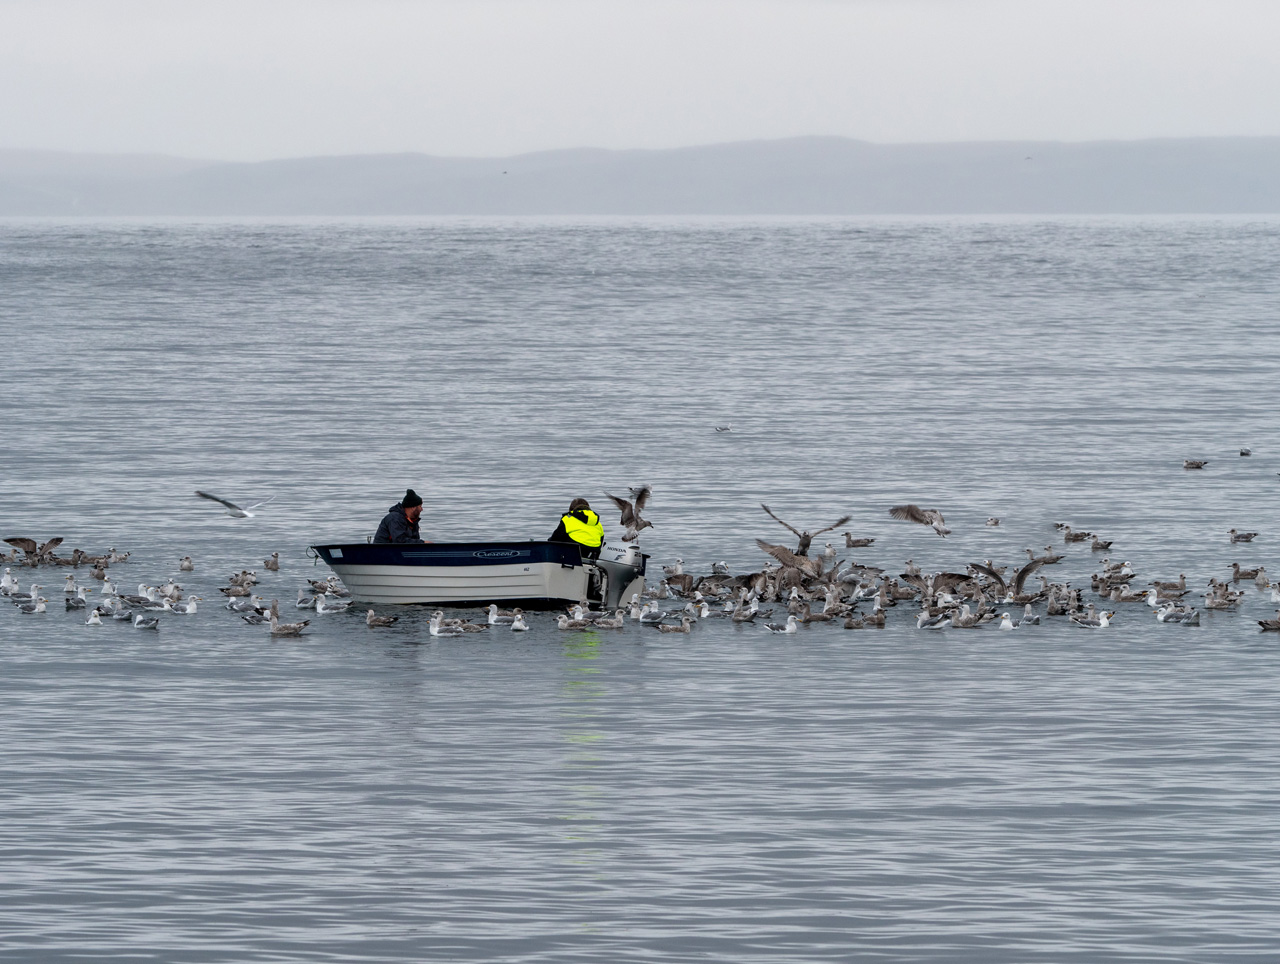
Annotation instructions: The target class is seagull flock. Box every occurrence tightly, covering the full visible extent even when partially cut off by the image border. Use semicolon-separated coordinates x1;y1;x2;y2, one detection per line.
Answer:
6;458;1280;638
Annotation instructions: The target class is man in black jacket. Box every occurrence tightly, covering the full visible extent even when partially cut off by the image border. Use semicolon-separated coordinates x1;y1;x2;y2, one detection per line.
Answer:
374;489;427;544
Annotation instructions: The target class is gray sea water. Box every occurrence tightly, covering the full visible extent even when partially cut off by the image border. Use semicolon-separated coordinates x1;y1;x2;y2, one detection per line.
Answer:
3;216;1280;962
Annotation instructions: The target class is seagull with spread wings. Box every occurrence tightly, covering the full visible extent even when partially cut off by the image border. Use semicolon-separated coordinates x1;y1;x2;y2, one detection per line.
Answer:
759;504;852;556
606;485;653;542
888;504;951;537
3;537;63;566
195;491;276;519
968;558;1045;600
754;539;825;578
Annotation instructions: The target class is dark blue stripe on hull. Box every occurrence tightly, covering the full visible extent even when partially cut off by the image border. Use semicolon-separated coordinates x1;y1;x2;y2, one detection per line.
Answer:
311;541;583;568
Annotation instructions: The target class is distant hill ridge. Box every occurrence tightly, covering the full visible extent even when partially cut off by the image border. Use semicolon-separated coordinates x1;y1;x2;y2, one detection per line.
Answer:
2;136;1279;214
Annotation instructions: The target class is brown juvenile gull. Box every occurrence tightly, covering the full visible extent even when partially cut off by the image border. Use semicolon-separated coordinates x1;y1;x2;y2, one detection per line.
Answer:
969;558;1045;600
606;486;653;542
760;505;852;555
755;540;824;578
268;600;309;636
888;505;950;537
1231;563;1262;584
4;537;63;566
1027;546;1064;566
656;616;693;634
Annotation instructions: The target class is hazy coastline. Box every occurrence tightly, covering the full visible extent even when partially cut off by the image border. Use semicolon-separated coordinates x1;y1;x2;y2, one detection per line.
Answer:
4;135;1279;216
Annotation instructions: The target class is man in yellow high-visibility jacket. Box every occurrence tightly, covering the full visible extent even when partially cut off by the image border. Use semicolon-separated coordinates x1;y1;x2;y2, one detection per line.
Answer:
549;498;604;559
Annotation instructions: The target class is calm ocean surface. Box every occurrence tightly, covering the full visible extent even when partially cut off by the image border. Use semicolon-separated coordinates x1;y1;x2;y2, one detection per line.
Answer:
3;216;1280;962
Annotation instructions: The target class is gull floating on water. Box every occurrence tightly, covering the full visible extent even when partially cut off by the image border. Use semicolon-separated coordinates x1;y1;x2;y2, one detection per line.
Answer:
655;616;692;633
430;611;464;636
638;603;665;625
316;594;352;614
594;610;626;629
9;583;42;604
1155;603;1200;625
1070;610;1116;629
915;610;951;630
194;491;276;518
487;603;516;625
268;600;308;636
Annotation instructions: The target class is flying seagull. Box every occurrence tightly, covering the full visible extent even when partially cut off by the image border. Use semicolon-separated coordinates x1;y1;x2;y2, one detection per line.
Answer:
889;504;950;537
606;486;653;542
759;504;851;556
195;491;275;518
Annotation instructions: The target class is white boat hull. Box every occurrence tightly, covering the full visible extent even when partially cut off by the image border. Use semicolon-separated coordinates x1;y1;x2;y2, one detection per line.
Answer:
324;559;587;606
310;540;648;609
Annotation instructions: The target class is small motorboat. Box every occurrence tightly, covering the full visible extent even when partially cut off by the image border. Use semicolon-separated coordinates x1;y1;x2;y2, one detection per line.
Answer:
309;540;647;609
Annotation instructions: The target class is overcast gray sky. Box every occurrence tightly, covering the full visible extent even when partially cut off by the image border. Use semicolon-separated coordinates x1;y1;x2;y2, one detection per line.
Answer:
3;0;1278;161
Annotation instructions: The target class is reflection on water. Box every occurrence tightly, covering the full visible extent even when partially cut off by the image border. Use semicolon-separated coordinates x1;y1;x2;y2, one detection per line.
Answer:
558;633;605;854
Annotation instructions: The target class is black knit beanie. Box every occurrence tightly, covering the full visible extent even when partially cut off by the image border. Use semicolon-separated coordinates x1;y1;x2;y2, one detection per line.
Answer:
403;489;423;508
